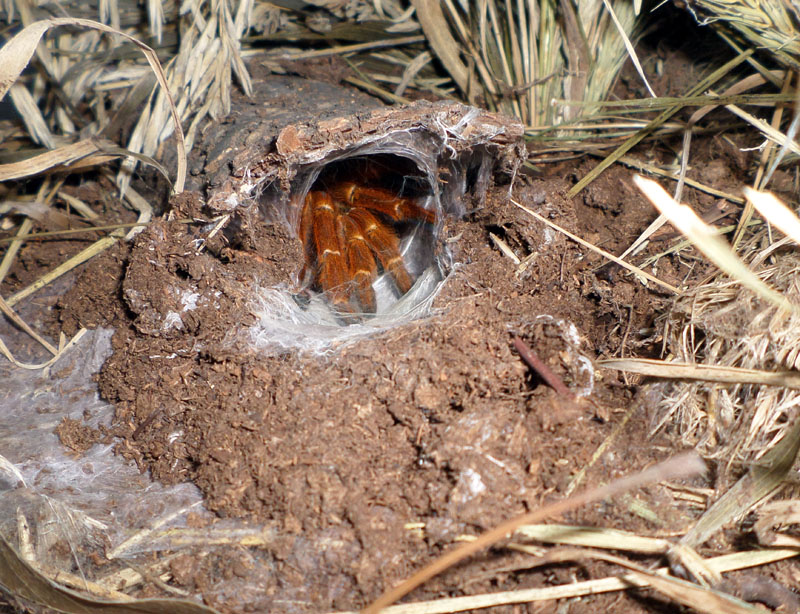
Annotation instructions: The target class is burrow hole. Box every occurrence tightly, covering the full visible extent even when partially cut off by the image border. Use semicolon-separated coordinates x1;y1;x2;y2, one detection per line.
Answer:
289;153;445;324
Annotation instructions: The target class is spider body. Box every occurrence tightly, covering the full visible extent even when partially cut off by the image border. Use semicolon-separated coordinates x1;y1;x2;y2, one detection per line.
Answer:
298;178;435;317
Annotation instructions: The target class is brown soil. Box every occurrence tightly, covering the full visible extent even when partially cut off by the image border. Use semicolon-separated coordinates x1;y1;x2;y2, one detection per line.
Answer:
53;158;701;613
6;44;795;614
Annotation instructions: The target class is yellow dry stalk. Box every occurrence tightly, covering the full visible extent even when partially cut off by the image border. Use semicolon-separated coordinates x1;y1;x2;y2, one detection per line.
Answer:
414;0;640;129
117;0;252;195
686;0;800;70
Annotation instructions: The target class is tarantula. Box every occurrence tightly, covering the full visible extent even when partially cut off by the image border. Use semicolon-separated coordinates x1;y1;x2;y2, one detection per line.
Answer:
297;164;436;317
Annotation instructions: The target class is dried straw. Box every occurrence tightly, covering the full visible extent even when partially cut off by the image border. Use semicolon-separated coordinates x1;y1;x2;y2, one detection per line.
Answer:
684;0;800;71
626;181;800;478
412;0;641;130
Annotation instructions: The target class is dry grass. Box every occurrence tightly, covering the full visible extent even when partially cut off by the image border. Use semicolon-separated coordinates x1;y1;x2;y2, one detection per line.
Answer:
412;0;641;130
652;228;800;468
685;0;800;72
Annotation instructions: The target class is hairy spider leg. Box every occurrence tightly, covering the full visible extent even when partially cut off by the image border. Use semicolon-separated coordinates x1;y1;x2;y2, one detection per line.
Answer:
297;193;315;286
307;191;353;312
349;208;413;295
341;216;378;313
331;183;436;225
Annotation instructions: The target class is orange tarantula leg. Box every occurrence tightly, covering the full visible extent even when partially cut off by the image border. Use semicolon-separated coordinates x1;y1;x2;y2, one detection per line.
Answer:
349;208;413;295
308;191;352;312
331;183;436;225
297;192;315;285
342;217;378;313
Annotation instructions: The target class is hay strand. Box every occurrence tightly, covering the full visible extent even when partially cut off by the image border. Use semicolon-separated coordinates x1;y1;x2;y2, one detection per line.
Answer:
633;175;796;315
0;16;186;192
600;358;800;389
511;197;680;293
